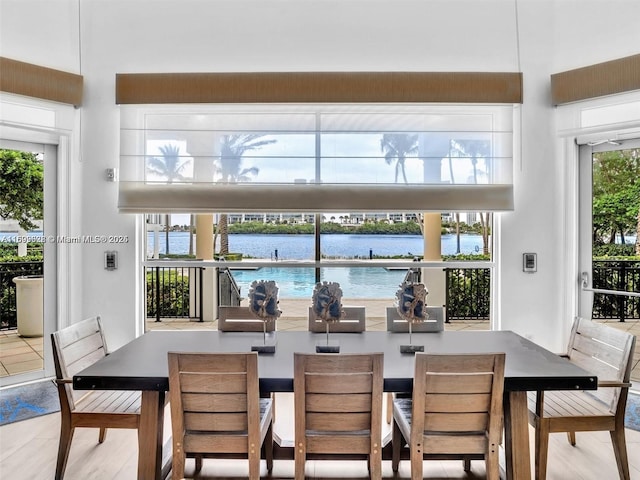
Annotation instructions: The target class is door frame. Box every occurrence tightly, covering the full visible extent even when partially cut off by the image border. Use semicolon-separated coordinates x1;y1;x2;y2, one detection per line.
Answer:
577;138;640;319
0;140;57;385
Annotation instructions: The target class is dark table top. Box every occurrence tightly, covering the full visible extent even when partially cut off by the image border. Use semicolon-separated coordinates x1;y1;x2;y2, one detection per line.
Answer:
74;330;597;393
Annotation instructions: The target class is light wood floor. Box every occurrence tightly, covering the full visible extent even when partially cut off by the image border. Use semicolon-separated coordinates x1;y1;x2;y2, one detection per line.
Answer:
1;401;639;480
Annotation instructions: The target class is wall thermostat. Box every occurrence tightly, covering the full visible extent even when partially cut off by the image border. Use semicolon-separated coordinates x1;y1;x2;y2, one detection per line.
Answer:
523;253;537;273
105;251;118;270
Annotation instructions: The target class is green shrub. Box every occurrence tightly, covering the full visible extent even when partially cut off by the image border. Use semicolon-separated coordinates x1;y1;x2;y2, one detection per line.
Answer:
146;271;190;317
593;243;636;258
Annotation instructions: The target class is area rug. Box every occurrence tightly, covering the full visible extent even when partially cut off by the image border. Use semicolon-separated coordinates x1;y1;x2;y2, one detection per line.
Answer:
0;379;60;425
626;392;640;431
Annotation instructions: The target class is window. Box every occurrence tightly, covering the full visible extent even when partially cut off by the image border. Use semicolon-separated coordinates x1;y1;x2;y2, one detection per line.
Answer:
119;104;515;214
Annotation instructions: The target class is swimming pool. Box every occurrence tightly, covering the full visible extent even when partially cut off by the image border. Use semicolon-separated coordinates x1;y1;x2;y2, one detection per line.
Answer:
230;266;408;299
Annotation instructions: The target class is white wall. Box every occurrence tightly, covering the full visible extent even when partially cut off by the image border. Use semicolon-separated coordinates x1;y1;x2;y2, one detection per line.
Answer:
1;0;639;351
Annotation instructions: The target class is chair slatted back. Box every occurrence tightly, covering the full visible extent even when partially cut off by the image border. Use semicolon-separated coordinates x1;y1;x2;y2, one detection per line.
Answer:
567;317;636;411
168;352;260;455
218;306;275;332
386;306;445;333
308;306;366;332
294;353;383;455
412;353;505;455
51;316;107;407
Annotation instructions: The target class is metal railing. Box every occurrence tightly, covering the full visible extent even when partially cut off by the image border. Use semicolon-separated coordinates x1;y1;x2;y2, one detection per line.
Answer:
146;265;203;321
445;267;491;322
591;260;640;322
218;268;243;307
0;261;44;330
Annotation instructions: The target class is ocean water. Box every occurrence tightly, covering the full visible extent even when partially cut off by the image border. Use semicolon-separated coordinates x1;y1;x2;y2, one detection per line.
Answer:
147;232;485;259
146;232;486;298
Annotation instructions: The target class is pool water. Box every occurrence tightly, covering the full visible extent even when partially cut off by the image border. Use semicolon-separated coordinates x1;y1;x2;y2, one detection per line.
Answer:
230;266;408;299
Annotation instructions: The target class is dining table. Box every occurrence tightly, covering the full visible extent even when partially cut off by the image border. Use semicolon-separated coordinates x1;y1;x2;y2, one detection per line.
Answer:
73;329;597;480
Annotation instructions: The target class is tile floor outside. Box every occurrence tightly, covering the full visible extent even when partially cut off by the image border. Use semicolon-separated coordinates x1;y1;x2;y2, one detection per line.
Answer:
1;297;638;388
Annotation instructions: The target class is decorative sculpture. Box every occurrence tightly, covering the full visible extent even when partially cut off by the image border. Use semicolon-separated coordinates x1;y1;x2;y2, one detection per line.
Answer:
311;281;344;353
395;281;429;353
248;279;281;353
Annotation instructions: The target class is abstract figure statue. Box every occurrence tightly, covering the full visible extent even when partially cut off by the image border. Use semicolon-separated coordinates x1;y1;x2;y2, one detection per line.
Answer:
395;282;429;353
311;281;344;352
248;279;281;353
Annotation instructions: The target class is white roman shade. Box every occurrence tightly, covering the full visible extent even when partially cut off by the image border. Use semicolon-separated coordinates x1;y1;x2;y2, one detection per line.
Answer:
119;103;515;213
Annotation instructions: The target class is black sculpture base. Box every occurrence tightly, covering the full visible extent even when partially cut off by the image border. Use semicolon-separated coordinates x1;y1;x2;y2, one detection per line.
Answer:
400;344;424;354
252;343;276;354
316;343;340;353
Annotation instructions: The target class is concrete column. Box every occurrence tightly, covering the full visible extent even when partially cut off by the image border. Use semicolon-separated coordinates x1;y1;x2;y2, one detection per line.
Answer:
187;133;218;321
195;215;214;260
422;213;446;308
420;133;451;310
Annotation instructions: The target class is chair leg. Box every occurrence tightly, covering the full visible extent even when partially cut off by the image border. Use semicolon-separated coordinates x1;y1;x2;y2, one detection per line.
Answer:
55;422;75;480
265;421;274;473
195;455;203;473
171;440;185;480
392;418;402;472
386;392;393;423
534;419;550;480
410;441;423;480
98;427;107;443
294;444;305;479
567;431;576;446
486;441;500;480
463;456;471;472
610;427;631;480
370;442;382;480
249;448;260;480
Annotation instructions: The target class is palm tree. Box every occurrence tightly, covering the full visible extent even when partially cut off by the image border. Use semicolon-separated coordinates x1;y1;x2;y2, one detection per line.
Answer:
146;144;189;255
380;133;426;235
450;139;492;255
380;133;419;184
216;134;276;255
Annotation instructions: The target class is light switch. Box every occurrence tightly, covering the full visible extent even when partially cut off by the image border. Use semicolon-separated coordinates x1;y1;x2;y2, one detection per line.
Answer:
523;253;537;273
105;251;118;270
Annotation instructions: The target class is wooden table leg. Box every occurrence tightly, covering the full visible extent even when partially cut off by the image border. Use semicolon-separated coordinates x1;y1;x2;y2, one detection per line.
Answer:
138;390;166;480
503;390;531;480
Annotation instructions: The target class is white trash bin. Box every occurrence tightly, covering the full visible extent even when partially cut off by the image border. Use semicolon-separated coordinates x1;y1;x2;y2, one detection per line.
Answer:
12;275;44;337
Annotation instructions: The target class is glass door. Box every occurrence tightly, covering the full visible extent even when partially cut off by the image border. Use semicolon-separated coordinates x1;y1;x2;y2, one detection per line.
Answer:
578;139;640;320
0;140;57;386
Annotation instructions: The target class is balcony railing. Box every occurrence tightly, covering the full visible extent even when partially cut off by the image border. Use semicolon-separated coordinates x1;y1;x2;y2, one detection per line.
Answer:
146;265;203;321
592;260;640;322
445;267;491;322
2;260;630;329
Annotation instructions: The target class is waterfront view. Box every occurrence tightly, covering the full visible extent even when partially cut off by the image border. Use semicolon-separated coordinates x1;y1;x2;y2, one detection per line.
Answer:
147;231;485;259
146;232;487;298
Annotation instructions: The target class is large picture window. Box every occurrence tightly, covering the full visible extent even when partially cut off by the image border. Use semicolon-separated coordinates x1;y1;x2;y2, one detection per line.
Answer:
119;104;515;213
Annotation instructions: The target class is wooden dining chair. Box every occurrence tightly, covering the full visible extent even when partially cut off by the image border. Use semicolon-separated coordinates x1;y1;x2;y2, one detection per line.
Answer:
392;352;505;480
293;352;384;480
51;316;142;480
217;306;278;421
527;317;636;480
167;351;274;480
385;306;445;423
